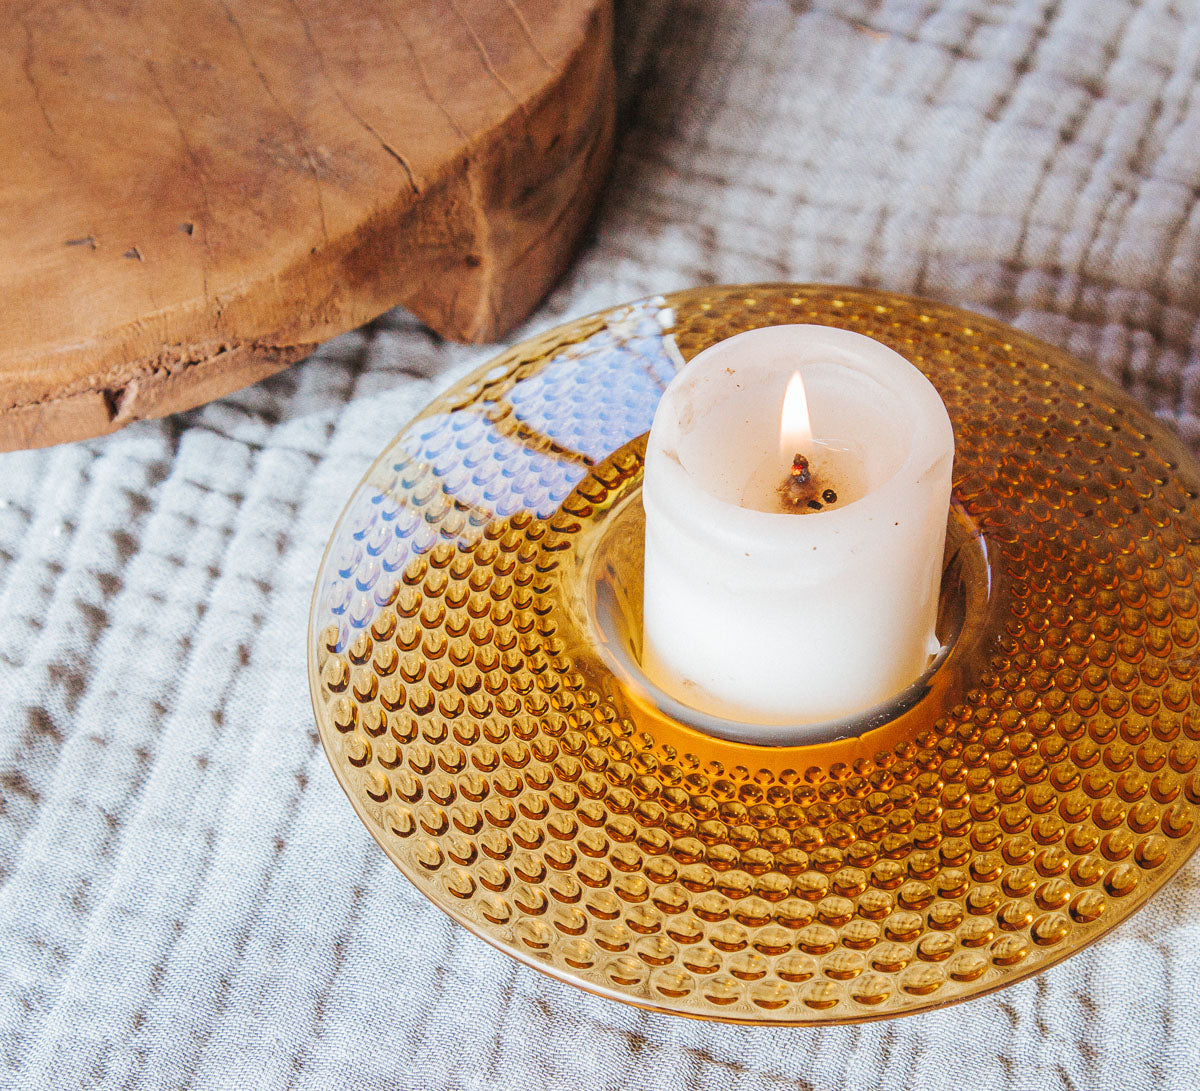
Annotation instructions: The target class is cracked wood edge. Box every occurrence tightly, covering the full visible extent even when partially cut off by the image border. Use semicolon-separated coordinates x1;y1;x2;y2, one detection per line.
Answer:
0;0;615;450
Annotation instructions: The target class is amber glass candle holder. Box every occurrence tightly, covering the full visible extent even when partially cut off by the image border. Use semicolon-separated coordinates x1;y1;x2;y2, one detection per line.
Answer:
309;285;1200;1024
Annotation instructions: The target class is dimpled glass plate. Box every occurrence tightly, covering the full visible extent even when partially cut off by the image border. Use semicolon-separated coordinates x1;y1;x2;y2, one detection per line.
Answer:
308;285;1200;1024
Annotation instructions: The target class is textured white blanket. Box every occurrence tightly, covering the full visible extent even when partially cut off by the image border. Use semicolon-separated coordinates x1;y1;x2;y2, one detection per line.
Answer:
3;0;1200;1087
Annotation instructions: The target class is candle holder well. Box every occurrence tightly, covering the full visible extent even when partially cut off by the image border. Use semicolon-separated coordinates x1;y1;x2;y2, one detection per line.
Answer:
309;284;1200;1024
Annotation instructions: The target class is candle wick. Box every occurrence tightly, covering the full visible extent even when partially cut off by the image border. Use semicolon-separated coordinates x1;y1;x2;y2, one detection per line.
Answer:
779;452;838;513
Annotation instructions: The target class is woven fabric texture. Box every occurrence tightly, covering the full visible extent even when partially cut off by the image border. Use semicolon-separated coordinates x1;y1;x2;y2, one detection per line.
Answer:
3;0;1200;1087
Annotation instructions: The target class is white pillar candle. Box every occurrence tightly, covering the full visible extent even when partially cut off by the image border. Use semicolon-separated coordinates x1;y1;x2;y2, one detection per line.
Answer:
641;324;954;733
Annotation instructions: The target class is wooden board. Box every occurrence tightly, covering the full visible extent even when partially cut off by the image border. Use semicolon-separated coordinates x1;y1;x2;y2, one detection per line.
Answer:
0;0;614;449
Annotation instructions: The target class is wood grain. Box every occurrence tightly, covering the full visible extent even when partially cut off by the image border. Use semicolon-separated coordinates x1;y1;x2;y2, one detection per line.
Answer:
0;0;614;449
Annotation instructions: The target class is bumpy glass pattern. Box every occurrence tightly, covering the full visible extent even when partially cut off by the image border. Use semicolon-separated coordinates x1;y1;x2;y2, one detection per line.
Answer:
309;285;1200;1023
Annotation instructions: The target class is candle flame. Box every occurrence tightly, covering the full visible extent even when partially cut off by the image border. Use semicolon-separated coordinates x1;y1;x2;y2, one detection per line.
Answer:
780;370;813;457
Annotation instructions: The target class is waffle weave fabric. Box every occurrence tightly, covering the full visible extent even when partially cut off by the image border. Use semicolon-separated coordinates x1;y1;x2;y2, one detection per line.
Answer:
3;1;1200;1087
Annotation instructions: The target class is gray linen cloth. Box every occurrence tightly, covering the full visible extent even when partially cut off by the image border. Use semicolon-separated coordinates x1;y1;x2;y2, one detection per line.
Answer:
3;0;1200;1087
